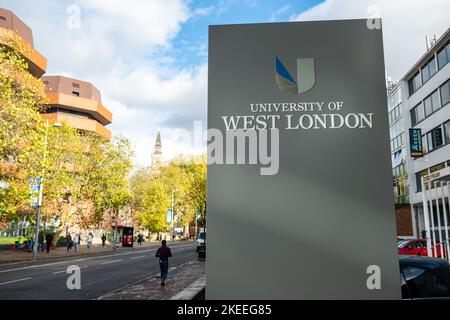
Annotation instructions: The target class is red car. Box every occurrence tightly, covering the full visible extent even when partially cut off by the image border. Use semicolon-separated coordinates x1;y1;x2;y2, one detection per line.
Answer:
398;239;442;257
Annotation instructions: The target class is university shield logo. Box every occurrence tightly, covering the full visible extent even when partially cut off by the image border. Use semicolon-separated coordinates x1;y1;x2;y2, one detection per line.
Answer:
275;56;316;95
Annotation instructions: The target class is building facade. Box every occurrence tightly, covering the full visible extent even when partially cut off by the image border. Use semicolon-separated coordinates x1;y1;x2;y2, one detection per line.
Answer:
387;83;415;237
0;8;47;78
41;76;112;140
388;27;450;239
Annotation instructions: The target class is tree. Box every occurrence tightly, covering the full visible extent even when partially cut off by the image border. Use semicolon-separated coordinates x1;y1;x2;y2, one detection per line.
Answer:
181;155;207;228
139;179;170;234
0;31;47;222
129;154;207;237
93;135;134;224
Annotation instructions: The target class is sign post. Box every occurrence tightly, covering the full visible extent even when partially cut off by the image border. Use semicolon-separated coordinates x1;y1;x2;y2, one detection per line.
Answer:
409;128;423;157
207;19;401;299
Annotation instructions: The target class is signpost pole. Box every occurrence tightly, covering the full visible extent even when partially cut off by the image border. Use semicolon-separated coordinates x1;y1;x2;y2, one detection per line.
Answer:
33;121;49;259
422;177;433;257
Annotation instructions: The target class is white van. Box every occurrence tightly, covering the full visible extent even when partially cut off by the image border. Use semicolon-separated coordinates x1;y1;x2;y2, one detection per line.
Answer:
196;228;206;252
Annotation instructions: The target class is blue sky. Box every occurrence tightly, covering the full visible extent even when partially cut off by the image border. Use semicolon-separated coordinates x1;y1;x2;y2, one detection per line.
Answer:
171;0;322;67
1;0;449;167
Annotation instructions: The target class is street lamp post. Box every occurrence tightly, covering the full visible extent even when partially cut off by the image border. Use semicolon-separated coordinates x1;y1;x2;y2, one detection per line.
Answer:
171;188;178;241
32;120;61;258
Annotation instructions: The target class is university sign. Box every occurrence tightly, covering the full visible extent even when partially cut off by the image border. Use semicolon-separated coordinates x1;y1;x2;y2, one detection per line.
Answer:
207;19;400;299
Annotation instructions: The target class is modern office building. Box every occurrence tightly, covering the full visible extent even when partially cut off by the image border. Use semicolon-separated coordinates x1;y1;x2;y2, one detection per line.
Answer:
388;27;450;239
387;82;414;238
0;8;47;78
41;76;112;140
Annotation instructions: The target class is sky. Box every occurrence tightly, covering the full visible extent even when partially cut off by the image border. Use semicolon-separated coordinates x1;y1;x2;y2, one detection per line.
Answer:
1;0;449;168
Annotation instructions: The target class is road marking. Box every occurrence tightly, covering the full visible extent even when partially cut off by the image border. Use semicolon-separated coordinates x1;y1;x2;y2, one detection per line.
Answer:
100;259;122;265
130;255;146;260
0;277;32;286
52;266;88;275
52;270;65;274
0;244;194;274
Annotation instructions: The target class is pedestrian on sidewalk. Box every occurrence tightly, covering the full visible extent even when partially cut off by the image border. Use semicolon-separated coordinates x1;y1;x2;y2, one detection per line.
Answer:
137;233;143;246
87;232;93;249
101;234;106;247
45;233;53;254
155;240;172;286
38;232;44;252
74;233;80;252
66;234;72;252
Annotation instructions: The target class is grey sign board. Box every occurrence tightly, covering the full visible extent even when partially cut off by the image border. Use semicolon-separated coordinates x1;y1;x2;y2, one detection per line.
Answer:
207;19;400;299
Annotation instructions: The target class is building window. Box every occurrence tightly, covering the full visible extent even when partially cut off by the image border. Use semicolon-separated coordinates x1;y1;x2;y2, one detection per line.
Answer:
426;125;444;152
423;89;440;117
422;134;428;154
72;83;80;88
444;120;450;144
437;42;450;70
0;16;6;21
389;105;402;126
430;162;446;173
416;169;429;192
408;72;422;96
421;56;437;83
411;102;425;126
72;91;80;97
440;79;450;106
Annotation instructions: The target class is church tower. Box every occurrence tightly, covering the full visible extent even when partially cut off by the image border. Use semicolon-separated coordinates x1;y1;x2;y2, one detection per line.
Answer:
150;131;162;176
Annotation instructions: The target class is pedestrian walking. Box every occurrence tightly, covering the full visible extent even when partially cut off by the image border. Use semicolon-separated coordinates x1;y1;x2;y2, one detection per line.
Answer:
45;233;53;254
155;240;172;286
101;234;106;247
137;233;142;246
38;232;44;252
66;234;72;252
74;233;80;252
87;232;93;249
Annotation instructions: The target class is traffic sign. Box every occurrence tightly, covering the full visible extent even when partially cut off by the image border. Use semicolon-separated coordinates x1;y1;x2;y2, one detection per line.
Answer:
166;210;172;223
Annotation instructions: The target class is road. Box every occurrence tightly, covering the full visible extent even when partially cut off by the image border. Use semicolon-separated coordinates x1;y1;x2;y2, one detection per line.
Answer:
0;242;197;300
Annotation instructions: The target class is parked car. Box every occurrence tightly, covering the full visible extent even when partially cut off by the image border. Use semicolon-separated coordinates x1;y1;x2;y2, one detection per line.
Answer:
196;228;206;252
400;255;450;300
398;239;442;257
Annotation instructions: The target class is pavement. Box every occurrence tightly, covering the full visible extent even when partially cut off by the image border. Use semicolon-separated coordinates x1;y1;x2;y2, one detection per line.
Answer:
98;259;205;300
0;240;166;265
0;241;200;299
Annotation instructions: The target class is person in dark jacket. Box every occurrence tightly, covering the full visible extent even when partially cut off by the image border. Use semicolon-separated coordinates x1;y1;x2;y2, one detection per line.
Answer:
45;233;53;254
155;240;172;286
101;234;107;247
66;234;72;252
38;232;44;252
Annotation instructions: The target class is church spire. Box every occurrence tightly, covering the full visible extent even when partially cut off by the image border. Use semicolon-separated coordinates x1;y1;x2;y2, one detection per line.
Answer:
154;130;162;154
150;131;162;176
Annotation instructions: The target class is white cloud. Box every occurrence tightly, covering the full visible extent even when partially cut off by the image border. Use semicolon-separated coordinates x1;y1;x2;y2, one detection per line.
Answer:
291;0;450;82
2;0;206;167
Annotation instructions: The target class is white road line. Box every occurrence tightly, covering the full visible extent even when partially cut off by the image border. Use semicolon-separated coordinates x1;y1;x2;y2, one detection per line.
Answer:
130;255;146;260
0;277;32;286
52;265;88;275
0;244;193;274
100;259;122;265
52;270;65;275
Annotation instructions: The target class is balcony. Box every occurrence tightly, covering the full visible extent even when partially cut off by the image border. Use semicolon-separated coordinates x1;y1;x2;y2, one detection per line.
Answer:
0;27;47;78
41;112;112;140
45;92;112;125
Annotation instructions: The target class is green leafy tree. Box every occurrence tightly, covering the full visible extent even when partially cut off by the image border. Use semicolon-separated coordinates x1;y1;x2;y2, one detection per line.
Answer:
139;179;170;234
0;32;46;222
